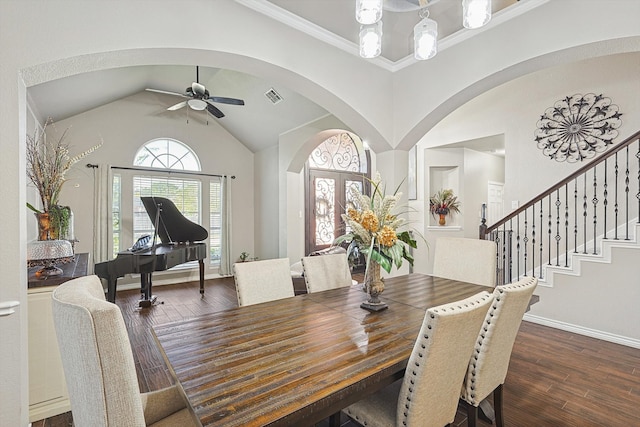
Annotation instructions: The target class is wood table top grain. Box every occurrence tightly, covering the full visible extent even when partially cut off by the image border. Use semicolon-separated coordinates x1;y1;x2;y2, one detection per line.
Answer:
152;273;489;427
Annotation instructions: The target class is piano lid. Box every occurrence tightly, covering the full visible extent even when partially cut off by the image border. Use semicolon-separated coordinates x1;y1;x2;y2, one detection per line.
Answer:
141;196;208;244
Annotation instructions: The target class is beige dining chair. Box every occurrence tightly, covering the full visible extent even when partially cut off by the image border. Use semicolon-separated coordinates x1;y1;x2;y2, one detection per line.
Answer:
233;257;295;306
460;276;539;427
51;275;198;427
343;291;493;427
301;253;353;293
433;237;497;287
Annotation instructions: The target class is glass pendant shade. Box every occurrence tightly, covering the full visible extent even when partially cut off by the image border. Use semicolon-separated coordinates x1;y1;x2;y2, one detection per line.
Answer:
356;0;383;25
462;0;492;29
359;21;383;59
414;17;438;60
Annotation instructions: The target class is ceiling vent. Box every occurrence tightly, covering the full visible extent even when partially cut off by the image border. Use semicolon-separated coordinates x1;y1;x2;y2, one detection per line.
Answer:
264;88;284;105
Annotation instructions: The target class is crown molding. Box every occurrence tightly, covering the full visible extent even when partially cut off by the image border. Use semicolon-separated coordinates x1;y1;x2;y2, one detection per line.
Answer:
235;0;550;73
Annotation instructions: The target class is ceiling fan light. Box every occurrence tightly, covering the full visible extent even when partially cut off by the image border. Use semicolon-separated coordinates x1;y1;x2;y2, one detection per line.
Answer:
462;0;491;29
359;21;383;59
414;17;438;60
187;99;207;111
356;0;383;25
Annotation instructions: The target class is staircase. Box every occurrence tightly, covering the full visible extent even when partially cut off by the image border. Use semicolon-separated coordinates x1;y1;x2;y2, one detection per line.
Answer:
541;221;639;286
480;130;640;348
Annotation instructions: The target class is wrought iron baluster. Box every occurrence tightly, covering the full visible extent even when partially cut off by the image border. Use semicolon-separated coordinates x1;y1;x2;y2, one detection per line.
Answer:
637;139;640;222
501;225;507;285
564;183;569;267
532;204;537;278
523;210;528;277
625;146;630;240
574;179;578;252
603;159;608;239
615;152;619;239
583;174;588;254
555;189;561;266
637;140;640;221
548;196;552;265
508;219;513;284
592;167;598;255
516;215;521;280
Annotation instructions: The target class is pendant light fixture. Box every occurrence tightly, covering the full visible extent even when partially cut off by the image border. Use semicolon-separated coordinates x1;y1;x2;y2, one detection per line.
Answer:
462;0;492;29
356;0;383;25
359;21;383;58
414;8;438;60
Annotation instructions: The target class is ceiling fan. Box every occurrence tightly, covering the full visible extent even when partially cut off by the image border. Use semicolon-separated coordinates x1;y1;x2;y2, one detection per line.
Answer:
146;66;245;118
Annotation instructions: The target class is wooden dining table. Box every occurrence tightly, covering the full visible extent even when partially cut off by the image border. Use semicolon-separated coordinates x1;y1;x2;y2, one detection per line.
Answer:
151;273;492;427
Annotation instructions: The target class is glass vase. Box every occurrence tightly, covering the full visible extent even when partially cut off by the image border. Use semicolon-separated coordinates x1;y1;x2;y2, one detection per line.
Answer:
35;212;57;240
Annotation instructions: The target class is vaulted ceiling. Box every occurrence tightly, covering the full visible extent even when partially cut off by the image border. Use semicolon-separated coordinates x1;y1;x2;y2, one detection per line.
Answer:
28;0;521;153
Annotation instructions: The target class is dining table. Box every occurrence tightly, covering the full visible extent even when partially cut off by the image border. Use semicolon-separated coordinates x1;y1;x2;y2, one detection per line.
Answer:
151;273;501;426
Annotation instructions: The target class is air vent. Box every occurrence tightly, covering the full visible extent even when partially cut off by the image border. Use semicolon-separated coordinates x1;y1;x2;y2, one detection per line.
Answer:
264;88;284;105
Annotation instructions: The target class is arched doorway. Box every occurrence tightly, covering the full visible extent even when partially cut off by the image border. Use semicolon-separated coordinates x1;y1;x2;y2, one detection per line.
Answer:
304;132;370;259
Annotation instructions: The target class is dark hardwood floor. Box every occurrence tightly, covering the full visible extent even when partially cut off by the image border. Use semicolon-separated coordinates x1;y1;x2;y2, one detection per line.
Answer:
36;277;640;426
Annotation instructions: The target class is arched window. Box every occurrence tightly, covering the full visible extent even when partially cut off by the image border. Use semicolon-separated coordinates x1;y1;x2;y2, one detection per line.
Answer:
134;138;201;170
308;133;367;172
305;132;370;258
112;139;222;268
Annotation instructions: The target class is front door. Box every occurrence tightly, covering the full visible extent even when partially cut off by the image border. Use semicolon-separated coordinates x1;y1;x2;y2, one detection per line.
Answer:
306;170;368;256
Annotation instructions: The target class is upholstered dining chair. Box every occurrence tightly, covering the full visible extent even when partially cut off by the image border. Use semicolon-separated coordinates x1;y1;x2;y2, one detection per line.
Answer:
460;276;538;427
343;291;493;427
51;275;198;427
433;237;497;287
301;253;353;293
233;257;295;306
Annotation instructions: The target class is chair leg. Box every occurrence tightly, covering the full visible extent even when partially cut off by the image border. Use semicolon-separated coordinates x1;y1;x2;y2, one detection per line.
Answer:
494;384;504;427
328;412;340;427
466;403;478;427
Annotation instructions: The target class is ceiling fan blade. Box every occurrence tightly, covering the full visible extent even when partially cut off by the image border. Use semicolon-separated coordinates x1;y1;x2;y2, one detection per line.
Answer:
146;88;187;98
206;103;225;118
209;96;245;106
167;101;187;111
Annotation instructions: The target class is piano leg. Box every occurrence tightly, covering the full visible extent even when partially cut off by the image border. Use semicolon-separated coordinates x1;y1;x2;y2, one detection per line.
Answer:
199;259;205;297
139;273;158;308
107;277;117;303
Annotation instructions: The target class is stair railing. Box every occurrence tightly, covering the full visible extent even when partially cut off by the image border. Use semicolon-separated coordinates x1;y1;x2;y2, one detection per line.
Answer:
480;129;640;285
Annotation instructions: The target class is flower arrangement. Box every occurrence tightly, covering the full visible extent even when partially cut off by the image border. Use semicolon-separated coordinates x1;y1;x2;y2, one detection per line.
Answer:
429;189;461;218
334;173;417;275
26;118;102;239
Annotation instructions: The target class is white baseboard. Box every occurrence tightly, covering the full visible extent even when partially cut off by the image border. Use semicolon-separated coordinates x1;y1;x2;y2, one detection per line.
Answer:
29;397;71;423
524;313;640;349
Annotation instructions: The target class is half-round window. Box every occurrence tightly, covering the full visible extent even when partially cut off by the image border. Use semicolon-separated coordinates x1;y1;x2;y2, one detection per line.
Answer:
307;133;367;173
134;138;201;171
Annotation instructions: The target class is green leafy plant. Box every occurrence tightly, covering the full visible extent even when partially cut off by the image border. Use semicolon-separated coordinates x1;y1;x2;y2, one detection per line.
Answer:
429;189;461;218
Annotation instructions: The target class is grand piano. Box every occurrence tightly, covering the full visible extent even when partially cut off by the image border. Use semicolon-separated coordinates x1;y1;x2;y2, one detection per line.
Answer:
95;196;208;306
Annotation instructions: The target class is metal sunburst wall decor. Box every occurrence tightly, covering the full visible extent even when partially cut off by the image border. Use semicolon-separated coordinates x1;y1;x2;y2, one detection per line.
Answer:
535;93;623;163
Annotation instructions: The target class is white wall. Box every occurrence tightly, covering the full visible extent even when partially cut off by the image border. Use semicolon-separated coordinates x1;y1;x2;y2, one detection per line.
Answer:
528;245;640;344
254;145;278;260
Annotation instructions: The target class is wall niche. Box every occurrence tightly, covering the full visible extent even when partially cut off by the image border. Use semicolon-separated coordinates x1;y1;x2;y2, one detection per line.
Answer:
428;166;460;228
